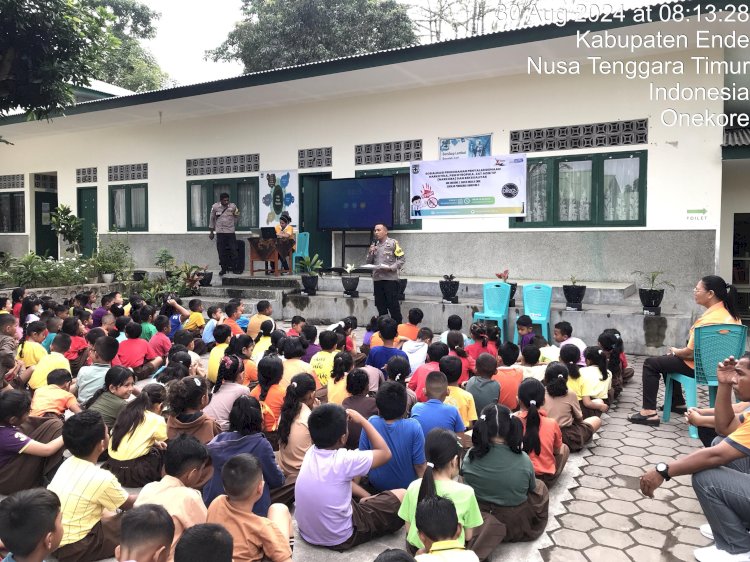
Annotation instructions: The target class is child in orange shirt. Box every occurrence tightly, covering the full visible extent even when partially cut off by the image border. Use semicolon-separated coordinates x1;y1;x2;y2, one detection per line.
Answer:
227;334;257;387
250;355;285;438
493;342;523;411
517;378;569;487
30;369;82;418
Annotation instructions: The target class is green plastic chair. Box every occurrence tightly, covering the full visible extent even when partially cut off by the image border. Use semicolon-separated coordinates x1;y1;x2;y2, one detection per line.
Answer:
474;282;511;341
291;232;310;273
513;283;552;344
663;323;747;438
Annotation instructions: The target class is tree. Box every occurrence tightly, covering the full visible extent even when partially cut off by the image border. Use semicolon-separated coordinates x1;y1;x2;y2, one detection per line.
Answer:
0;0;113;122
50;204;84;254
87;0;170;91
208;0;418;73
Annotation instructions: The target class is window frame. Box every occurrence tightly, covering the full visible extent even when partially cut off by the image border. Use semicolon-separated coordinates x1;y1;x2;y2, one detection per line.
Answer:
185;176;260;232
512;150;647;229
108;183;148;232
0;192;25;233
354;167;422;231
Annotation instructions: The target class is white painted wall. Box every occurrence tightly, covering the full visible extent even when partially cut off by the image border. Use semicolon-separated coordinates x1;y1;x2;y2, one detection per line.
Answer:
719;159;750;280
0;48;724;243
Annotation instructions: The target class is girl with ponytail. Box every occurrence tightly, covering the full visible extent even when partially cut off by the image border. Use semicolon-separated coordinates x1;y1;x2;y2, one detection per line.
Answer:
85;366;136;430
543;362;600;452
398;428;482;554
250;354;285;443
559;344;584;400
597;331;623;398
279;336;315;388
446;330;475;384
251;320;275;362
328;351;353;405
226;334;257;387
277;373;317;502
518;378;569;486
103;384;167;487
462;403;549;555
16;320;48;378
579;346;611;418
166;375;221;444
204;395;284;515
203;354;251;431
466;322;499;360
384;355;417;414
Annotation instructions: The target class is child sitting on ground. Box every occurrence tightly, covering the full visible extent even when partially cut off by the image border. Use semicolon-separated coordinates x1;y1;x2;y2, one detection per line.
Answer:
202;305;226;351
553;321;585;364
166;375;221;444
116;322;163;380
30;369;81;418
207;324;232;383
410;342;450;403
183;299;205;337
597;331;623;398
138;306;157;342
367;319;409;371
27;333;71;390
76;336;118;404
203;354;251;431
543;362;600;452
521;345;547;381
411;372;465;439
149;315;172;360
398;429;482;555
116;504;175;562
517;378;569;487
300;324;321;362
295;403;406;550
465;323;499;361
342;369;378;449
103;384;168;487
114;316;131;343
279;336;312;388
515;315;535;351
0;390;64;495
227;334;258;387
440;315;471;346
414;496;480;561
0;489;64;562
465;353;500;416
16;320;48;380
48;410;136;562
135;435;212;559
398;308;424;341
440;355;477;429
61;317;88;376
446;331;474;385
310;330;340;386
533;335;559;364
287;315;305;337
207;453;294;562
360;381;425;491
172;329;207;377
327;351;354;405
174;524;233;562
385;355;418;414
85;366;137;430
41;316;62;352
250;355;286;442
494;342;524;411
0;314;22;388
578;346;611;418
402;327;433;374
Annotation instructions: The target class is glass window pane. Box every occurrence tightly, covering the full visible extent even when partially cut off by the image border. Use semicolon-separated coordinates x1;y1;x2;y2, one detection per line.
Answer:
130;187;147;229
526;162;548;222
0;194;10;233
558;160;592;222
393;174;410;226
190;184;209;228
112;188;127;229
12;193;24;233
603;157;640;222
236;184;256;229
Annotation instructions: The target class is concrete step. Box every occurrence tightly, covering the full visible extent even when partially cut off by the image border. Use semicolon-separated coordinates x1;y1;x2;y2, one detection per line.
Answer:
199;286;281;300
220;274;301;289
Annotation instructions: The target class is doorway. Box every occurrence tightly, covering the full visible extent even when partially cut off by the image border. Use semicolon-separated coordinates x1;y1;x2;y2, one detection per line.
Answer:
300;173;332;268
34;189;58;259
77;187;98;257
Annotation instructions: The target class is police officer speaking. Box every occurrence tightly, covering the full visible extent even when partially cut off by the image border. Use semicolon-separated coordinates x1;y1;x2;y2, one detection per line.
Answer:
366;223;405;324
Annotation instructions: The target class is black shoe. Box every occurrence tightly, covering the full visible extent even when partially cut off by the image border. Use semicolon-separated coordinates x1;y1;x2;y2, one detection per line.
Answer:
219;270;227;276
658;403;687;413
628;412;661;426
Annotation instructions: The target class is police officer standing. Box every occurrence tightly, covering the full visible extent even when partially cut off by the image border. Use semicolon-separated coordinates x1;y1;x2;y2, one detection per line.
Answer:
208;192;240;276
366;223;405;324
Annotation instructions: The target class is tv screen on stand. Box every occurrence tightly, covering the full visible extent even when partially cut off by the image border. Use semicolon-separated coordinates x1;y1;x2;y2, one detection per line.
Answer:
318;177;394;230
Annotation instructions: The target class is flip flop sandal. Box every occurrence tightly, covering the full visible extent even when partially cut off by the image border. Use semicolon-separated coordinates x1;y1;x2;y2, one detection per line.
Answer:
628;412;661;426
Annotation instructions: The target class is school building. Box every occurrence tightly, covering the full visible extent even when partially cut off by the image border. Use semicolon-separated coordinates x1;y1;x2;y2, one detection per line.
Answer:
0;2;749;320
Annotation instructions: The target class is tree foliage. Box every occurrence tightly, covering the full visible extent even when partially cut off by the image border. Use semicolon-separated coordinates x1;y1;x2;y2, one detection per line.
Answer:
209;0;418;73
0;0;113;121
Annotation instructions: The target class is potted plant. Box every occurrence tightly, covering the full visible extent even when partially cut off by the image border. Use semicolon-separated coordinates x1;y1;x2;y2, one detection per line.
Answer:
632;270;675;316
93;237;133;283
154;248;176;279
298;254;323;295
439;274;460;304
341;264;360;297
495;269;518;307
50;205;83;255
562;276;586;310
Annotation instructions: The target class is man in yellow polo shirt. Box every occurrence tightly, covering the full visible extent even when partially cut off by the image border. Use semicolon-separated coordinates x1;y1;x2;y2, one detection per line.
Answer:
27;334;71;390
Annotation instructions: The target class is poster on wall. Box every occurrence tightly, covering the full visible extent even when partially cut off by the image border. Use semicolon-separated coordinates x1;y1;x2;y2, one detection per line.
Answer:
259;170;299;226
410;155;527;218
439;134;492;160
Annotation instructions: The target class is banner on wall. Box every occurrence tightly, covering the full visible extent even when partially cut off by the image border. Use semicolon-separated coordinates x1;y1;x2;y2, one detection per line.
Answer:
410;155;527;218
439;134;492;160
259;170;299;226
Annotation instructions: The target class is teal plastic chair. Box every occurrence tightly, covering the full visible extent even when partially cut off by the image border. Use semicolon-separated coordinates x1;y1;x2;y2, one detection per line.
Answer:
513;283;552;344
474;282;511;341
291;232;309;273
663;323;747;438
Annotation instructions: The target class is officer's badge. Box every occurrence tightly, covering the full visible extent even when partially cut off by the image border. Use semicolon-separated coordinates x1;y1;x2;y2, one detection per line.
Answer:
394;241;404;257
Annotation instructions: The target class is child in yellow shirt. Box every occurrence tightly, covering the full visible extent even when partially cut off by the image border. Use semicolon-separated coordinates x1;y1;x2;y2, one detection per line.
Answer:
441;355;477;428
17;321;48;379
184;299;206;335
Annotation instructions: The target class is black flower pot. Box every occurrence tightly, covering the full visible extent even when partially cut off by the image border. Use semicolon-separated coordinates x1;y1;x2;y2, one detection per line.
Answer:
199;272;213;287
440;280;460;304
508;282;517;307
342;276;359;297
398;279;408;301
132;270;147;281
301;274;318;295
562;285;586;310
639;288;665;308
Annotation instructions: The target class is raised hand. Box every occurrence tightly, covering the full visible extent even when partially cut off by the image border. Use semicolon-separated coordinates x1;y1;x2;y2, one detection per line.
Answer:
717;356;738;386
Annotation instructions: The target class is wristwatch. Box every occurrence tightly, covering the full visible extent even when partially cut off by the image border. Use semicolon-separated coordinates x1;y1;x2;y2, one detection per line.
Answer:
656;462;671;481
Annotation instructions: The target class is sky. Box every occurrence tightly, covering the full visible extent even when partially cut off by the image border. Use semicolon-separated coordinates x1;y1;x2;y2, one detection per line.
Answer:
142;0;656;86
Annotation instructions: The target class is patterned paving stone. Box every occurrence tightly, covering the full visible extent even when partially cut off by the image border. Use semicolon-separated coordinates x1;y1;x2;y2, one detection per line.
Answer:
584;545;633;562
631;527;668;549
586;456;618;468
617;454;649;467
550;529;593;549
576;476;612;490
591;528;634;548
611;463;645;478
601;499;641;516
637;498;677;515
672;526;713;547
625;544;664;562
595;512;636;531
671;496;703;513
590;447;620;458
582;465;615;478
604;487;642;502
670;510;708;528
670;542;701;561
621;437;652;448
566;500;604;516
543;546;589;562
572;487;609;503
558;513;598;533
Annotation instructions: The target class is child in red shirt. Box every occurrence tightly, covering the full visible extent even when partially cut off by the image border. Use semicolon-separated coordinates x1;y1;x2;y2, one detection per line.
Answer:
408;342;449;402
465;323;499;361
61;317;89;376
446;331;474;385
493;342;523;410
117;322;163;380
517;378;568;487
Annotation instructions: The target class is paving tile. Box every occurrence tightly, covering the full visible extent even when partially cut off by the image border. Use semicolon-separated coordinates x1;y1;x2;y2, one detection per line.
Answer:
601;498;641;516
590;447;620;458
586;456;618;468
670;543;700;562
581;465;615;478
550;528;593;549
542;546;588;562
670;510;708;528
631;528;668;548
626;544;664;562
565;500;604;516
617;454;649;467
611;463;645;477
591;528;634;548
673;525;713;547
621;437;652;448
584;545;633;562
636;498;676;516
576;476;612;490
558;513;598;533
604;487;643;502
618;445;651;457
670;497;703;513
596;512;636;531
571;487;609;503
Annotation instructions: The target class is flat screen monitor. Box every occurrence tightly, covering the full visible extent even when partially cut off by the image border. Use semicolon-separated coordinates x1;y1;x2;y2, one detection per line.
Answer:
318;177;394;230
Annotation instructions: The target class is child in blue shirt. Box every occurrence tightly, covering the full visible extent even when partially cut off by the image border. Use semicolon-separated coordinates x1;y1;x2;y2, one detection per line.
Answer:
366;318;408;371
201;306;225;350
411;372;465;438
41;317;62;353
359;381;426;492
